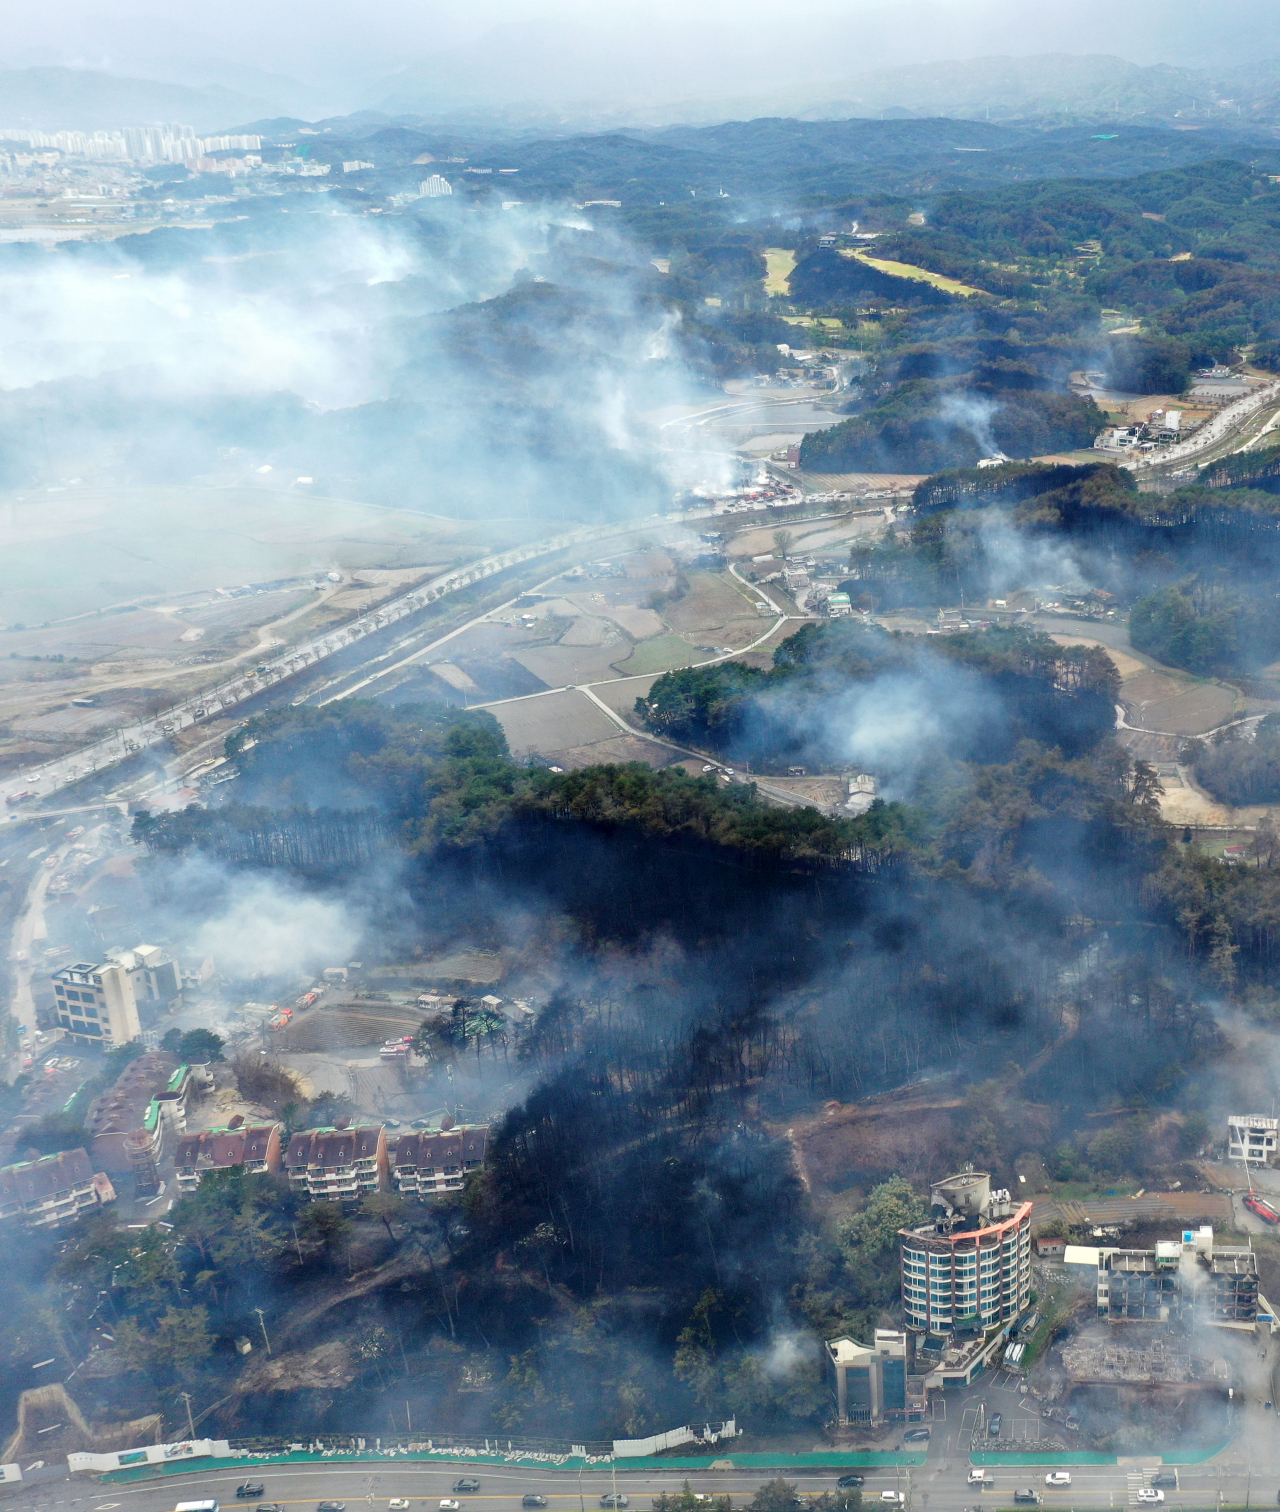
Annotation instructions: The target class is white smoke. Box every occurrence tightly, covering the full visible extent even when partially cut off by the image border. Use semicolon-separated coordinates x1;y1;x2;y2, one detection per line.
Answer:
940;390;1002;457
187;872;363;978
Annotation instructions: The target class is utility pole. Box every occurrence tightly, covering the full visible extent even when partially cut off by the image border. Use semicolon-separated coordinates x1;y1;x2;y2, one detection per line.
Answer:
179;1391;195;1440
253;1306;272;1355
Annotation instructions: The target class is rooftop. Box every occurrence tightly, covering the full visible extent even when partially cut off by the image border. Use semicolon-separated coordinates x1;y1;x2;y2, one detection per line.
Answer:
0;1147;94;1205
86;1051;179;1137
285;1125;383;1168
174;1123;278;1171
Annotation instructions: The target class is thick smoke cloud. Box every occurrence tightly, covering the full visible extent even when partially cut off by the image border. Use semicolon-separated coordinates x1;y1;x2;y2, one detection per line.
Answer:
0;200;724;518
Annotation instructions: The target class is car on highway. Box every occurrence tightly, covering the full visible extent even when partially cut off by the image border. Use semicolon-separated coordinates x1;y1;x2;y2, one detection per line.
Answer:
836;1477;865;1489
1013;1492;1040;1506
1044;1474;1071;1488
317;1502;346;1512
600;1496;630;1507
879;1495;906;1505
390;1500;410;1509
522;1497;547;1508
1152;1474;1178;1490
453;1483;481;1495
988;1413;1003;1437
236;1486;266;1499
1135;1493;1164;1505
967;1471;993;1488
440;1502;461;1510
903;1428;930;1442
255;1503;282;1512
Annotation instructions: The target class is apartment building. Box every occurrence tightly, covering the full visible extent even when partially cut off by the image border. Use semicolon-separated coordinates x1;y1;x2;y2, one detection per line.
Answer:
390;1126;488;1197
1088;1227;1260;1328
0;1148;115;1230
174;1121;283;1194
899;1169;1033;1339
51;945;180;1048
85;1053;197;1177
1227;1115;1278;1164
284;1123;387;1202
51;961;140;1047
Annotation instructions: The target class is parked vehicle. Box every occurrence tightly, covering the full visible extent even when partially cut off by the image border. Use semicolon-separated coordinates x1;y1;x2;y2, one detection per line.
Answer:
1245;1193;1280;1224
988;1413;1003;1437
903;1428;930;1443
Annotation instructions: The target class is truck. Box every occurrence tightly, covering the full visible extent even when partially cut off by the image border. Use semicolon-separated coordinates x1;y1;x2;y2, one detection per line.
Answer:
1245;1192;1280;1224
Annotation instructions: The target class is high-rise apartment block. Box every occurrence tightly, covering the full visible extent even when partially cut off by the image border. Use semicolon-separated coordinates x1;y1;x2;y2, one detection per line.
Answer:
899;1169;1033;1338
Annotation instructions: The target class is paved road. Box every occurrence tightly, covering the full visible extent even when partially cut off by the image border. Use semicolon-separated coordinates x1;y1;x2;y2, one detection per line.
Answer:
6;1449;1276;1512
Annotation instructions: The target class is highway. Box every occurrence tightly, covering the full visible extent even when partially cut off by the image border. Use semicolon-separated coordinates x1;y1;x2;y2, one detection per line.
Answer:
0;510;733;812
7;1448;1277;1512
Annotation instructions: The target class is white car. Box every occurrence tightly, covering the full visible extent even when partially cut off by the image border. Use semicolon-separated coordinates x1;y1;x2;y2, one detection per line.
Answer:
1136;1493;1164;1505
967;1471;993;1487
441;1501;462;1510
879;1496;906;1506
390;1501;410;1509
1044;1474;1072;1488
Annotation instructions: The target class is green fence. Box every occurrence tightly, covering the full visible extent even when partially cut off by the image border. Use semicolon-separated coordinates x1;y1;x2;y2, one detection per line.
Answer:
99;1449;926;1485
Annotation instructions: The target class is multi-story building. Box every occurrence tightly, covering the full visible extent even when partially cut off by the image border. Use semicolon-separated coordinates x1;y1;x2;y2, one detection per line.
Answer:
826;1329;910;1425
1089;1227;1260;1329
899;1169;1033;1339
84;1053;197;1178
284;1123;387;1202
106;944;182;1008
0;1148;115;1230
390;1126;488;1197
174;1121;283;1194
51;961;141;1046
1227;1115;1278;1164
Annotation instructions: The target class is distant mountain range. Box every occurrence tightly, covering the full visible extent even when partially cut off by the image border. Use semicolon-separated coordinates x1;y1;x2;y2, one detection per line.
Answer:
0;67;276;132
9;47;1280;141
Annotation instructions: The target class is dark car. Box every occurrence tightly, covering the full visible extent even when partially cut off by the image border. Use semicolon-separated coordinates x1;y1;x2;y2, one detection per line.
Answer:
989;1413;1003;1437
1013;1493;1040;1506
837;1478;865;1490
257;1504;284;1512
903;1428;930;1443
237;1487;266;1500
600;1498;630;1508
318;1503;347;1512
523;1499;547;1508
1152;1474;1177;1491
454;1483;481;1495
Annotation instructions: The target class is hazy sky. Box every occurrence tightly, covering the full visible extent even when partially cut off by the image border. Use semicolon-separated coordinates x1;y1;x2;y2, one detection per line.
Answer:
3;0;1277;118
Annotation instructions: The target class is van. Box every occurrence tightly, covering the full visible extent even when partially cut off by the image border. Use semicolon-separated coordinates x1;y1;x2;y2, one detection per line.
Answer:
177;1501;220;1512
